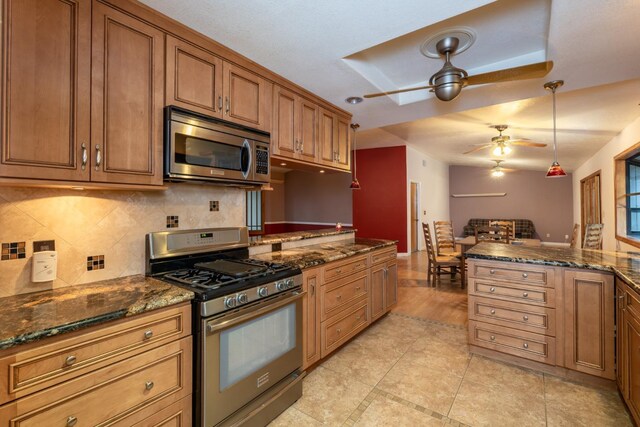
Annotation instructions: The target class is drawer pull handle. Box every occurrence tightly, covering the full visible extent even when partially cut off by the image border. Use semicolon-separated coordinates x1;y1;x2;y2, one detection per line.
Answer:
145;381;154;391
522;273;528;278
64;355;77;366
336;269;342;274
336;295;342;300
523;315;529;321
523;342;529;349
490;335;495;341
489;287;496;293
489;269;496;274
356;286;361;291
490;309;496;315
356;315;362;320
66;416;78;427
337;328;341;335
523;292;529;298
144;330;153;339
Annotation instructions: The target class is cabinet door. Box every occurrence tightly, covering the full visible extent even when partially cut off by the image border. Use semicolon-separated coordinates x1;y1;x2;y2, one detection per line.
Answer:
91;2;164;185
563;270;615;379
0;0;90;181
272;85;297;158
616;280;626;392
335;115;351;170
624;311;640;421
319;108;335;166
370;264;385;321
166;35;222;118
223;62;271;132
298;98;319;163
385;261;398;309
302;268;321;370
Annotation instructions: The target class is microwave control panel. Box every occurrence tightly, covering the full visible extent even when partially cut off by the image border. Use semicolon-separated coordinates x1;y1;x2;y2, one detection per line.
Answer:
255;144;269;176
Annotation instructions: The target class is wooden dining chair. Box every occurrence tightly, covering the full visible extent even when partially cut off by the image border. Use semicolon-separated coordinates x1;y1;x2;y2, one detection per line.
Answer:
569;224;580;248
474;225;511;244
423;223;463;288
583;223;604;249
489;220;516;239
433;220;461;257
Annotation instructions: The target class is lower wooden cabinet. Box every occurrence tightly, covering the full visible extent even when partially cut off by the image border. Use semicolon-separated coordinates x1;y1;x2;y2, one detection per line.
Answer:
617;278;640;425
370;247;398;321
0;304;192;426
302;267;321;370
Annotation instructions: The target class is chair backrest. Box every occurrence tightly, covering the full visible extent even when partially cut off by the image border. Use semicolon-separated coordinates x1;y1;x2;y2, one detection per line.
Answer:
570;224;580;248
489;220;516;239
422;222;437;264
583;223;604;249
433;220;456;255
475;225;511;244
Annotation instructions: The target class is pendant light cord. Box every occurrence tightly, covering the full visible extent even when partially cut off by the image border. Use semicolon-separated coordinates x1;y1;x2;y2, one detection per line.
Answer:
552;87;558;163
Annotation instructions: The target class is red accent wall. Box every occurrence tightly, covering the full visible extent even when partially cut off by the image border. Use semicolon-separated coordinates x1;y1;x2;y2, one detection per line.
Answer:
352;146;407;252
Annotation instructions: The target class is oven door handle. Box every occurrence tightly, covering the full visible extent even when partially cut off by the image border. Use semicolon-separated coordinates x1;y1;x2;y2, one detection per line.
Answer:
206;290;305;334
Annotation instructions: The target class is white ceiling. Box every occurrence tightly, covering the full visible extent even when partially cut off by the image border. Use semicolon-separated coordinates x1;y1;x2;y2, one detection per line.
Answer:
141;0;640;172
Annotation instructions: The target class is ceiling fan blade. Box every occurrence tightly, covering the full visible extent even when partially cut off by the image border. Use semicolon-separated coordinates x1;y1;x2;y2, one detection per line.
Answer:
363;85;434;98
510;141;547;147
463;144;493;154
466;61;553;86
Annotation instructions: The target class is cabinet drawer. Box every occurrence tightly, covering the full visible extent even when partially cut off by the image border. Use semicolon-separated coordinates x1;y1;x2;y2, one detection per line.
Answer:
470;261;554;287
321;271;368;321
0;304;191;404
370;247;397;265
468;295;556;336
323;255;368;282
0;337;192;426
625;286;640;322
321;301;368;358
469;320;556;365
469;279;556;307
129;395;192;427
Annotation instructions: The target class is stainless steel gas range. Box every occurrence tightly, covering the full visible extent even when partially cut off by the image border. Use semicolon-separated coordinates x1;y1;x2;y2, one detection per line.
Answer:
146;227;304;427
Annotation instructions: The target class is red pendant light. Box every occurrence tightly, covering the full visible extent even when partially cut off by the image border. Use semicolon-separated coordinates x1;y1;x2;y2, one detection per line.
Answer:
544;80;567;178
350;123;361;189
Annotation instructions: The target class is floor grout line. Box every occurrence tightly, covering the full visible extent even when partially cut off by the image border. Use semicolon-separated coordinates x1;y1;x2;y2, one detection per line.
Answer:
543;373;549;427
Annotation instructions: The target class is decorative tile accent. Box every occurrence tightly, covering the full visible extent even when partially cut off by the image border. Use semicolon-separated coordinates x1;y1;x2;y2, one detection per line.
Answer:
166;215;179;228
209;200;219;212
1;242;26;260
86;255;105;271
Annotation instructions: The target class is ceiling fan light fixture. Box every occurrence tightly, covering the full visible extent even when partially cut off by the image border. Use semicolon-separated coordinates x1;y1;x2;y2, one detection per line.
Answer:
492;144;511;156
490;160;505;178
544;80;567;179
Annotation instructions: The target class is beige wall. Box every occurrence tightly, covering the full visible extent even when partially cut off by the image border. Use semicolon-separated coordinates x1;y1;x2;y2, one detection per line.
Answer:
572;116;640;251
0;184;245;297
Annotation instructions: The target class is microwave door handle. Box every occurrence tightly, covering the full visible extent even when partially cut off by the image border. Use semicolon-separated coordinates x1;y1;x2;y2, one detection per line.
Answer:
241;139;252;178
206;290;305;334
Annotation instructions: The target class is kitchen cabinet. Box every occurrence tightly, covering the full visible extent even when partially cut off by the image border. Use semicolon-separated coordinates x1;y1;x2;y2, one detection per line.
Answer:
617;278;640;424
223;62;271;132
272;85;319;163
0;303;192;426
302;267;321;370
370;247;398;321
563;269;615;380
0;0;165;187
319;108;351;171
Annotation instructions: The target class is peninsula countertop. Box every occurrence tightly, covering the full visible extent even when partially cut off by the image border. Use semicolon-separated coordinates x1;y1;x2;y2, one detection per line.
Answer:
0;276;194;350
465;243;640;294
249;228;355;246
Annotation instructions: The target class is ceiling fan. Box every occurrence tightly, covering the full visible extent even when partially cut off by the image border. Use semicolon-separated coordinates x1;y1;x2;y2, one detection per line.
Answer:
363;36;553;102
464;124;547;155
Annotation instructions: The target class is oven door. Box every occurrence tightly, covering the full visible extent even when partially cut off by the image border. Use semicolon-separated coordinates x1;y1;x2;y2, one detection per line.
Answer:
202;289;303;427
168;120;254;182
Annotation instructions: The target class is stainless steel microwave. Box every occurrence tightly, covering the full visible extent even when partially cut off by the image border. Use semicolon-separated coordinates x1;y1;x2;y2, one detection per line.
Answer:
164;106;270;186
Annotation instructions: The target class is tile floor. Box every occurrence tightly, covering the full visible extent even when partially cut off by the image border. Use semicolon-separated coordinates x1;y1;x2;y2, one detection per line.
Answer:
269;313;633;426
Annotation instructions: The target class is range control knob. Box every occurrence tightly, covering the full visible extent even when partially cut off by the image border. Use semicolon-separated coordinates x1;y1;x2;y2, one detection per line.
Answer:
258;287;269;297
276;281;286;291
286;278;295;289
237;293;249;304
224;296;237;309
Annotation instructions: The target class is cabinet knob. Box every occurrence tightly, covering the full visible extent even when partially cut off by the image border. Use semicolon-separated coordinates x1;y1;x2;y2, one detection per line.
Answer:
490;335;495;341
335;269;342;274
144;330;153;339
490;309;496;315
522;273;528;278
337;328;341;335
489;269;496;274
356;315;362;320
336;295;342;300
355;286;361;291
523;342;529;349
145;380;154;391
64;355;77;366
523;315;529;321
489;287;496;293
522;292;529;298
66;416;78;427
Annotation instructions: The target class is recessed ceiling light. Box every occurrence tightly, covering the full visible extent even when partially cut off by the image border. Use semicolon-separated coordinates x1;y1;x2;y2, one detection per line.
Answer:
319;170;325;174
71;186;85;191
345;97;363;105
280;162;287;166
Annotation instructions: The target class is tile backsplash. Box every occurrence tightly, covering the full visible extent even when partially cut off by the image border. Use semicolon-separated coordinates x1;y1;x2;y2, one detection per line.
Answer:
0;184;245;297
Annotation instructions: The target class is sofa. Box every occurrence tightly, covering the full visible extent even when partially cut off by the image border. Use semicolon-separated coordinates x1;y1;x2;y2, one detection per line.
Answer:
462;218;536;239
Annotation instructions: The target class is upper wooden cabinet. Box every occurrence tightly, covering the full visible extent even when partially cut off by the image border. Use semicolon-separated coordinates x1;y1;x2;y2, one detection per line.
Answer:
223;62;271;132
272;85;318;163
91;2;164;185
0;0;91;182
319;108;351;171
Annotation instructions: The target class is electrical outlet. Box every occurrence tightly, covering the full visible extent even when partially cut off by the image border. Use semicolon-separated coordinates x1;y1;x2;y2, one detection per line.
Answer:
564;234;569;240
546;233;550;238
209;201;219;212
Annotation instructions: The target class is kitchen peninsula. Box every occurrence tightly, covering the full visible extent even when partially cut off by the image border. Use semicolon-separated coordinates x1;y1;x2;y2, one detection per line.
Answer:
465;243;640;424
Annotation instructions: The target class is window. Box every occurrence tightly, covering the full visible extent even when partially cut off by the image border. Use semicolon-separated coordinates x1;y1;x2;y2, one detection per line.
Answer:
246;190;264;235
614;141;640;248
626;155;640;235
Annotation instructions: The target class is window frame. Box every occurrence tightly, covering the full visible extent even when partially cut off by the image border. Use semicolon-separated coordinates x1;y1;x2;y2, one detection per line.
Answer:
614;141;640;249
246;189;265;236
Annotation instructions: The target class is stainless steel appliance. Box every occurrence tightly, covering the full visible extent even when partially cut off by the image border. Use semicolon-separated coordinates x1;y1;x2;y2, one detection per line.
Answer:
165;106;270;186
146;227;304;427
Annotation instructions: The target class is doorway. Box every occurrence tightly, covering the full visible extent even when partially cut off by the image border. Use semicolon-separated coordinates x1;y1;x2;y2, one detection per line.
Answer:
580;170;601;242
410;182;419;252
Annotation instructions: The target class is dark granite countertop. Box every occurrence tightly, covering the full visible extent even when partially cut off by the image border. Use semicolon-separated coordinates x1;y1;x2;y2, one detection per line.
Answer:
251;237;397;269
465;243;640;294
0;276;194;350
249;228;356;246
